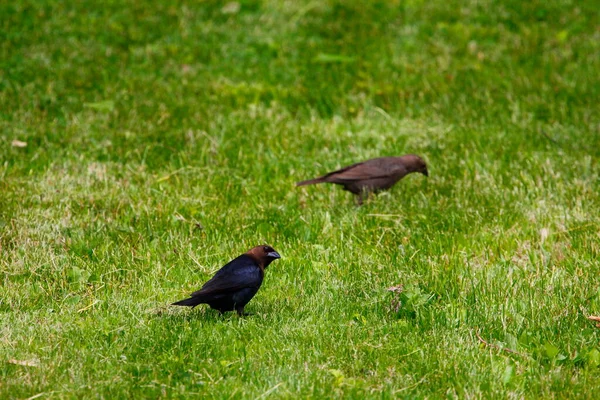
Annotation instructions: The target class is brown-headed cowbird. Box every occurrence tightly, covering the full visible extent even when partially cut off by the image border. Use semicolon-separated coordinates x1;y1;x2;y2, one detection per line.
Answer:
172;245;281;316
297;154;428;204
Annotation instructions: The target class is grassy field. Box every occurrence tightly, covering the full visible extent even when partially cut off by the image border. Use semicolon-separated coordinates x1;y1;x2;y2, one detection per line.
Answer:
2;0;599;398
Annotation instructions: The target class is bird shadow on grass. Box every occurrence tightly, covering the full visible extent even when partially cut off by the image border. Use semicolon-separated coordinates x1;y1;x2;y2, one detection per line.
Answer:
146;304;234;323
144;298;295;325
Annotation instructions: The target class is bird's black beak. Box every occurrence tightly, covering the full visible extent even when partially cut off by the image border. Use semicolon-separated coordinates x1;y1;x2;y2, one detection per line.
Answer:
267;251;281;259
422;168;429;177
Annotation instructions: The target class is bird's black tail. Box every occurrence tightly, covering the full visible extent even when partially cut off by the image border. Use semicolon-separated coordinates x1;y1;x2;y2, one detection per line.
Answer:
172;297;200;307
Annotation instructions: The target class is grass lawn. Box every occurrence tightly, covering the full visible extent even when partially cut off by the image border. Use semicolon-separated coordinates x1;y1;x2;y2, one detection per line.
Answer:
2;0;599;398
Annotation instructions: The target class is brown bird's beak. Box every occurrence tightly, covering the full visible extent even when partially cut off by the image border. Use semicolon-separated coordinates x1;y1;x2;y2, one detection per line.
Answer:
267;251;281;259
422;168;429;177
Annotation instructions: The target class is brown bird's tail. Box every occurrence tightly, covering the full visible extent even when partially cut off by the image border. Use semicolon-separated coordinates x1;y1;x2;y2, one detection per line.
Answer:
296;177;326;186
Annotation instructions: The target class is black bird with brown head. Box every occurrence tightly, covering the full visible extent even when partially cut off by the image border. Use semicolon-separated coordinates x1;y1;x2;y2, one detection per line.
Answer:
172;245;281;316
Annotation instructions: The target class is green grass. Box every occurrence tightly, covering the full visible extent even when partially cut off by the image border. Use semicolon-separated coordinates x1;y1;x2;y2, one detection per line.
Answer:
1;0;599;398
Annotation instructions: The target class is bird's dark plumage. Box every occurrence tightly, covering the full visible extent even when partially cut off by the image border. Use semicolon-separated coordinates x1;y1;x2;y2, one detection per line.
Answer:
297;154;428;204
172;245;281;316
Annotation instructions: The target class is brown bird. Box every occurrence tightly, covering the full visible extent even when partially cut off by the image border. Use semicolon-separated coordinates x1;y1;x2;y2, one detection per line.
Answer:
172;245;281;316
297;154;428;204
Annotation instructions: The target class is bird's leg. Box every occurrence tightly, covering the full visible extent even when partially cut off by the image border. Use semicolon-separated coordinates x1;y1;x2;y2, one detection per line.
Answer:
357;189;373;206
236;306;251;316
235;306;246;317
356;193;364;206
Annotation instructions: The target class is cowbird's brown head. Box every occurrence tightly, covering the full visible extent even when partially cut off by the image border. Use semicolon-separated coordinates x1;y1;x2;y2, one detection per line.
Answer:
402;154;428;177
246;245;281;269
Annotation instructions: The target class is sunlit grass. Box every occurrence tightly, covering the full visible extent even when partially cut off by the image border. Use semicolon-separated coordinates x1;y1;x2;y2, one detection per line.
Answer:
1;0;599;398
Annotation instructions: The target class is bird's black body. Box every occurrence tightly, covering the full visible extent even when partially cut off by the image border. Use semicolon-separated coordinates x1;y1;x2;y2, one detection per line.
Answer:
172;246;280;315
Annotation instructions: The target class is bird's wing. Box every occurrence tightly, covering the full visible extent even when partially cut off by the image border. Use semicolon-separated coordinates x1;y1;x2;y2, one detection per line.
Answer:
326;161;406;182
190;255;263;296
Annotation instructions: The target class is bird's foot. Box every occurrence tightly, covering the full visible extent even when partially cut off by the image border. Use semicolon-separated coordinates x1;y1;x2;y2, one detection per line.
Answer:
236;307;253;317
238;312;253;317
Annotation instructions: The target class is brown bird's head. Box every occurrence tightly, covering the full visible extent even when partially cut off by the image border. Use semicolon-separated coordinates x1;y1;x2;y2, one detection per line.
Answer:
246;245;281;269
401;154;428;177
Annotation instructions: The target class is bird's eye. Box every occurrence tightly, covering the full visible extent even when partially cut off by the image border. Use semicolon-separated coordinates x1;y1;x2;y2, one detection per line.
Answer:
263;246;270;253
